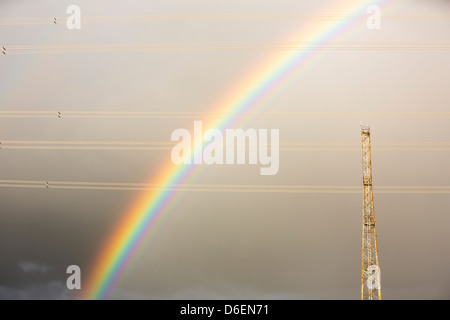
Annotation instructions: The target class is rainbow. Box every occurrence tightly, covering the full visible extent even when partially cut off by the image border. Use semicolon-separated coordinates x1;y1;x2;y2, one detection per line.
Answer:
83;0;392;299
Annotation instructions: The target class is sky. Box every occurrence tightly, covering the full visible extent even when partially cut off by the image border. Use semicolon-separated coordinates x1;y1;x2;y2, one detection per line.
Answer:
0;0;449;300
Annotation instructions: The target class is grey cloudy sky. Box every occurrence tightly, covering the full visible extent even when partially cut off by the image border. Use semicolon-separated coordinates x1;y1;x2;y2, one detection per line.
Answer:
0;0;449;299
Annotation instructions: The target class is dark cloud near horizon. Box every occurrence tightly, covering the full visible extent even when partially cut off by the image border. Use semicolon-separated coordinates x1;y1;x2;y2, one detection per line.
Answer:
0;281;75;300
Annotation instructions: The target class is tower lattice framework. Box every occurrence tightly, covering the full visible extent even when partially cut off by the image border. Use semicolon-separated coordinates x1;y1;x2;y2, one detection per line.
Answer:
361;126;381;300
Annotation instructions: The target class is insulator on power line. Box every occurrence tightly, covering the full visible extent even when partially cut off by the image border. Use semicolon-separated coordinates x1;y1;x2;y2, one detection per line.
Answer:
54;17;57;24
58;111;62;118
2;47;5;55
45;181;49;188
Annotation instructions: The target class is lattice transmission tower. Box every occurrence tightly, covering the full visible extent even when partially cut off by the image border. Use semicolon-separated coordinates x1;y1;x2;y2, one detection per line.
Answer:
360;126;381;300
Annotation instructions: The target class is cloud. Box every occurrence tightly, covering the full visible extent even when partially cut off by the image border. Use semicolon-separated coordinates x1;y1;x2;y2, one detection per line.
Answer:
18;261;53;274
110;284;305;300
0;281;74;300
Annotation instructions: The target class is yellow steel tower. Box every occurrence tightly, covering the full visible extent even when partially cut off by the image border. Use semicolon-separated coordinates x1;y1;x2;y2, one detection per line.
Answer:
360;126;381;300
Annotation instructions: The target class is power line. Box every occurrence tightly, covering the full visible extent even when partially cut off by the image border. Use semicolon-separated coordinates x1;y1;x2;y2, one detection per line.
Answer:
1;14;450;25
2;41;450;55
3;140;450;145
0;140;449;151
0;179;449;193
0;111;449;119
